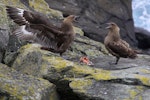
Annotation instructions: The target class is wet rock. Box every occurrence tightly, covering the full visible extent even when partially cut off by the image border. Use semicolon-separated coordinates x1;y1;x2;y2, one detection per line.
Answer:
0;63;58;100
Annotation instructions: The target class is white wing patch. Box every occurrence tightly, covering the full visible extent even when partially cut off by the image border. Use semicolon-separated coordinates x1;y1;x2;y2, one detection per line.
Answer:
16;8;29;24
13;25;38;42
21;25;33;35
17;8;24;17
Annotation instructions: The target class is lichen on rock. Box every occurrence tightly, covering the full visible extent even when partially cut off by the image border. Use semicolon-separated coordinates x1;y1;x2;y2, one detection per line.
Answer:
0;63;58;100
10;43;150;100
2;0;150;100
29;0;63;19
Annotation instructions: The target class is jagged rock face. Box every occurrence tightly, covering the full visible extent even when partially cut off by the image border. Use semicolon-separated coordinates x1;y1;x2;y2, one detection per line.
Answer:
0;63;58;100
10;44;150;100
45;0;137;47
0;5;9;62
1;0;150;100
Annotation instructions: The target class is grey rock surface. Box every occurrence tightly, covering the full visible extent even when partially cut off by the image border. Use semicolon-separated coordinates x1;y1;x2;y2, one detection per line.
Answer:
0;63;58;100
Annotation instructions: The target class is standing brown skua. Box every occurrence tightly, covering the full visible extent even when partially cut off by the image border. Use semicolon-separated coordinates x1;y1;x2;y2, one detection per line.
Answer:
6;6;77;55
104;22;137;64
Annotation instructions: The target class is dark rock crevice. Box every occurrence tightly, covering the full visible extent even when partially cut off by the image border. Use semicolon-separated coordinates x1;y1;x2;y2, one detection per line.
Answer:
43;76;81;100
135;27;150;50
106;78;145;86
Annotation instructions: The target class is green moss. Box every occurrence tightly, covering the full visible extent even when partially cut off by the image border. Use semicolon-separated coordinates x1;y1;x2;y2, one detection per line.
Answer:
40;61;49;75
14;57;21;66
43;54;113;81
0;77;52;99
19;44;38;53
71;42;104;57
135;87;143;100
91;70;113;80
129;90;137;99
70;63;113;80
28;86;35;95
0;7;7;25
43;56;74;72
72;42;84;51
73;35;109;56
138;96;143;100
70;79;93;93
140;69;150;74
73;27;84;36
0;63;55;100
123;86;143;100
17;44;42;60
0;83;22;100
71;65;95;74
84;49;102;57
126;86;143;100
14;44;113;82
2;0;21;30
0;73;4;77
2;0;26;8
29;0;63;19
49;89;59;100
135;75;150;86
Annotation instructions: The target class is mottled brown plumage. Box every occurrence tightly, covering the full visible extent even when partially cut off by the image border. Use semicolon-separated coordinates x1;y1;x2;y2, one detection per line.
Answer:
104;22;137;64
6;6;77;55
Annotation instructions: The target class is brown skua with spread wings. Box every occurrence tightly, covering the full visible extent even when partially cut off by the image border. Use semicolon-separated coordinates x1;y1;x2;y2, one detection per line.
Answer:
6;6;77;55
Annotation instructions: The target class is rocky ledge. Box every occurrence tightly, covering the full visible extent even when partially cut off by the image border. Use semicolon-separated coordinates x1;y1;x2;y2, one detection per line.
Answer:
3;43;150;100
0;0;150;100
0;63;58;100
